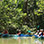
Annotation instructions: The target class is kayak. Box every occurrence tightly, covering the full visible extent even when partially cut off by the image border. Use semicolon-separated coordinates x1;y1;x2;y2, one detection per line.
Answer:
2;34;9;37
24;34;33;37
13;34;19;39
34;35;44;39
0;33;44;39
19;34;24;37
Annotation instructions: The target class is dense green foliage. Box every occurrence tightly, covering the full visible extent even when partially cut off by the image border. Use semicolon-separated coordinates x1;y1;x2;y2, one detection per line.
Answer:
0;0;44;33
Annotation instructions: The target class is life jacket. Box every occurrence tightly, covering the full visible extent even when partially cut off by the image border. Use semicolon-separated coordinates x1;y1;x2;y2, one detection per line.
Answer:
4;30;8;34
43;32;44;37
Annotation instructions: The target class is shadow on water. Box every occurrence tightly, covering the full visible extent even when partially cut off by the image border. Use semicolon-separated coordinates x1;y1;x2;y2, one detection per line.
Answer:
0;37;44;44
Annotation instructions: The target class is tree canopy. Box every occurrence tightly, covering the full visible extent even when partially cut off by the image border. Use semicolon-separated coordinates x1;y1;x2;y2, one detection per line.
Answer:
0;0;44;33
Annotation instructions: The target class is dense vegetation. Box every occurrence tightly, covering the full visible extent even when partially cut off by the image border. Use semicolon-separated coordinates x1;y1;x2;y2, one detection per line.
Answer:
0;0;44;33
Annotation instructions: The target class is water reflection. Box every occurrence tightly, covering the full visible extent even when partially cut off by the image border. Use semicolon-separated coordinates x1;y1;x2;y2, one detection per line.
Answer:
34;39;42;44
2;38;7;44
0;37;44;44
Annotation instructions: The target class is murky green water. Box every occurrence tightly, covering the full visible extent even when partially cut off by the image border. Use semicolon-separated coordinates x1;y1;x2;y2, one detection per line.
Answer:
0;37;44;44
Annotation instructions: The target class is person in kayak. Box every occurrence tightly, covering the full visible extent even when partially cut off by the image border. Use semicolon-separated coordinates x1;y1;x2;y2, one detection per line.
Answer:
19;31;24;37
28;30;33;37
24;30;32;37
34;29;43;38
13;31;21;39
34;30;39;38
2;29;9;37
38;29;43;38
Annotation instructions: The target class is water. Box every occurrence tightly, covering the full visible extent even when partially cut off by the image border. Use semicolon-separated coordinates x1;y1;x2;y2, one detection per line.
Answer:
0;37;44;44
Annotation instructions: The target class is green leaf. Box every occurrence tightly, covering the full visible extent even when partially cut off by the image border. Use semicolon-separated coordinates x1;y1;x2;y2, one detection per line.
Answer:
15;0;17;4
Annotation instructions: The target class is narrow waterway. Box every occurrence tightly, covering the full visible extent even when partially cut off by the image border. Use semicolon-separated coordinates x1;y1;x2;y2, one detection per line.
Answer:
0;37;44;44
